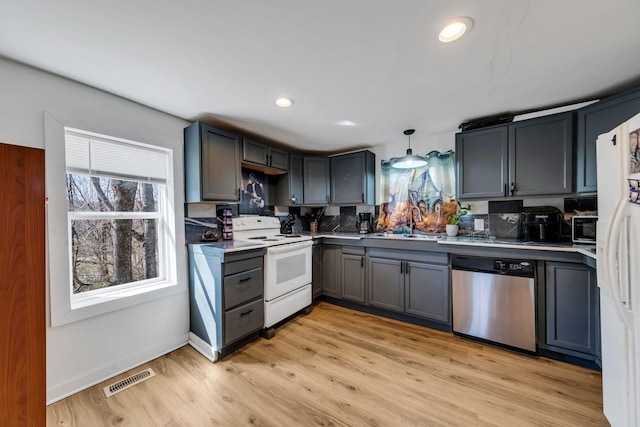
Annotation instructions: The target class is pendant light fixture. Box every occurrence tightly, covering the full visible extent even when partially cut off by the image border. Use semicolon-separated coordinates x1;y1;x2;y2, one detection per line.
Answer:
391;129;428;169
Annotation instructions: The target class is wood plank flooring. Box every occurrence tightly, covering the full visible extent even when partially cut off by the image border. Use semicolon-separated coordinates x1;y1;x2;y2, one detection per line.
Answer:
47;302;609;426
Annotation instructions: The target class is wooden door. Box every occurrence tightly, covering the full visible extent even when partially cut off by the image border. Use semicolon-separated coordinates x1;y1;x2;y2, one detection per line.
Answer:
0;142;46;426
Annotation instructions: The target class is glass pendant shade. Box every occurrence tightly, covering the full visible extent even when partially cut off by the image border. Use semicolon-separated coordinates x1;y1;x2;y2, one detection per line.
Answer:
391;129;428;169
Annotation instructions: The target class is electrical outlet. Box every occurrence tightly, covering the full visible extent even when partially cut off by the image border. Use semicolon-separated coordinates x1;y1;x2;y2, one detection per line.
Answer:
474;218;485;231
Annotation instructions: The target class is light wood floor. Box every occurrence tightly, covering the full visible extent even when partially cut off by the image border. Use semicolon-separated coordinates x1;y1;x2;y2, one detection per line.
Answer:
47;302;609;426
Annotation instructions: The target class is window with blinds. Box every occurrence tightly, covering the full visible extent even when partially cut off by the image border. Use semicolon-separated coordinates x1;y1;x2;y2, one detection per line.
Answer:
64;128;173;296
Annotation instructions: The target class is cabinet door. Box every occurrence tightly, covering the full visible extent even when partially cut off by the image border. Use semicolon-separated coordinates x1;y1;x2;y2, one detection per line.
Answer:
185;122;240;203
275;153;303;205
456;126;508;199
200;125;241;201
330;151;375;205
576;88;640;193
243;138;268;165
312;242;323;298
404;262;450;324
289;154;304;205
545;262;598;355
341;254;365;303
322;245;341;297
268;147;289;171
508;112;573;196
367;257;404;311
303;156;330;205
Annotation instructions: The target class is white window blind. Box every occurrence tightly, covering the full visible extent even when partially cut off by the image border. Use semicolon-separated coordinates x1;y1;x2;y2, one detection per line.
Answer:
65;129;170;184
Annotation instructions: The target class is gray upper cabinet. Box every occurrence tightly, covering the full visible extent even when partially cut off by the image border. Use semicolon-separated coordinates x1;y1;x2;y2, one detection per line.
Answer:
456;112;574;199
508;112;573;196
242;138;289;171
545;262;599;358
185;122;241;202
330;151;375;205
456;126;508;199
275;153;303;206
303;156;330;205
576;88;640;194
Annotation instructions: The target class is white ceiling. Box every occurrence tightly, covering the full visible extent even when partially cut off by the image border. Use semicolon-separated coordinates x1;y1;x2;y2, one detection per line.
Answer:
2;0;640;153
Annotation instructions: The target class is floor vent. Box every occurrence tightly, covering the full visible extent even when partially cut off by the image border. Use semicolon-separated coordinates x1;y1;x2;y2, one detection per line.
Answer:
102;368;156;398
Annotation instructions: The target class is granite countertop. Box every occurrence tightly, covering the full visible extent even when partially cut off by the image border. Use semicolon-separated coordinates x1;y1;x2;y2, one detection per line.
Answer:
307;232;364;240
306;232;598;259
437;236;597;259
188;233;597;260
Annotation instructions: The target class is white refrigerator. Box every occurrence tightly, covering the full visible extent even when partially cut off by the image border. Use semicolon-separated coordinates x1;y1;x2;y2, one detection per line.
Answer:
596;112;640;427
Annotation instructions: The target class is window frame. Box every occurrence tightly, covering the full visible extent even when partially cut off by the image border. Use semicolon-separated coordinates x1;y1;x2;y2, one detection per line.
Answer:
45;111;181;327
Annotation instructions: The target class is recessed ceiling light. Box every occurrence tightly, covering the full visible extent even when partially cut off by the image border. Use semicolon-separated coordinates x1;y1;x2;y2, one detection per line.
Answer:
275;97;294;108
336;120;355;126
439;17;473;43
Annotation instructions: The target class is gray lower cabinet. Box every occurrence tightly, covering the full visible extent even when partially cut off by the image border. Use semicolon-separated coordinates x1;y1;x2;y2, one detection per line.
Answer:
303;156;330;205
188;245;265;361
404;262;450;323
322;244;341;297
312;240;323;298
545;261;599;358
184;122;242;202
368;257;404;311
341;248;366;303
367;249;451;324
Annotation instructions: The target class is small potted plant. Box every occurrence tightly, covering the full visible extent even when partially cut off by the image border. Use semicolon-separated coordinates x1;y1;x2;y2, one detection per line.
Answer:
446;202;469;237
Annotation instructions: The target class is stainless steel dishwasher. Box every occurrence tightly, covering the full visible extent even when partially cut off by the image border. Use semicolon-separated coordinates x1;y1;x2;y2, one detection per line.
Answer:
451;255;536;353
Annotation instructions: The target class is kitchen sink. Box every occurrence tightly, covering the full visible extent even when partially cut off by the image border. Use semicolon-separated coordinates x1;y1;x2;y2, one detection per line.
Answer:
367;233;443;241
403;234;443;240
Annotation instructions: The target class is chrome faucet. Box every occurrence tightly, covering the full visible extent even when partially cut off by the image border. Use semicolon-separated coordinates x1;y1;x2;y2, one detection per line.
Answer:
409;206;422;235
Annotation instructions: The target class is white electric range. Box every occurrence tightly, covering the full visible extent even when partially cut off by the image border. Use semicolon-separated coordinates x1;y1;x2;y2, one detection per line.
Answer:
232;216;313;332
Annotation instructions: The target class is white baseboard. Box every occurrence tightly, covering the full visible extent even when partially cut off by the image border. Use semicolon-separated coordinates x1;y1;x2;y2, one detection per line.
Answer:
46;333;188;404
188;332;218;362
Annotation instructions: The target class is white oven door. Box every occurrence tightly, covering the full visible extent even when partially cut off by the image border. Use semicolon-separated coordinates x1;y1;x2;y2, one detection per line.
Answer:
264;240;312;301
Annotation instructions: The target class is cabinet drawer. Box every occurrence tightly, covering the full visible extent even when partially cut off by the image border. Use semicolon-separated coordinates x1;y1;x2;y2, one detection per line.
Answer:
224;267;263;309
225;256;263;276
224;299;264;345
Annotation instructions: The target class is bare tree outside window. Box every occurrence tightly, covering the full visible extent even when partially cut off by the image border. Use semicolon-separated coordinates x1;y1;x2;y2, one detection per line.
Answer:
67;174;159;293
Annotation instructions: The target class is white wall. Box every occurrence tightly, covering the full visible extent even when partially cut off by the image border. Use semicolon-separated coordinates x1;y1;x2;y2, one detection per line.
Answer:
0;57;190;403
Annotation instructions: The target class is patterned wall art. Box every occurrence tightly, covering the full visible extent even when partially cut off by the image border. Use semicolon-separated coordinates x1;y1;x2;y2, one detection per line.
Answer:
377;150;457;233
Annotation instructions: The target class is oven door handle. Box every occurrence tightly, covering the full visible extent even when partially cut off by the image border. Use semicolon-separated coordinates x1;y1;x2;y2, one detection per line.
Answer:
267;240;313;254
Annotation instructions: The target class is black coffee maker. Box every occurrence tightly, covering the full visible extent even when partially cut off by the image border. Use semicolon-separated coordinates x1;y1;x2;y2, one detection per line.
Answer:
356;213;373;234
